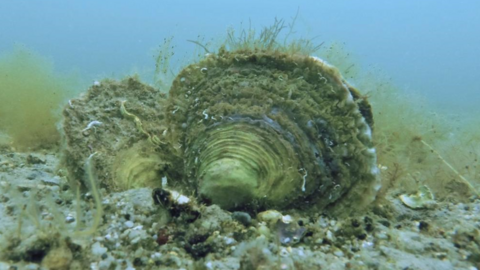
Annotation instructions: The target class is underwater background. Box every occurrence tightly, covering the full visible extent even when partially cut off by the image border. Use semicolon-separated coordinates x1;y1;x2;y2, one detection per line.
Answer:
1;0;479;112
1;1;480;269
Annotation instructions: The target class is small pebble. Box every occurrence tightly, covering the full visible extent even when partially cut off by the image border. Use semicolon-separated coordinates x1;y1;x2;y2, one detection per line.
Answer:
232;211;251;226
326;230;335;242
92;242;108;256
25;264;39;270
258;224;271;238
418;221;429;231
257;210;283;225
125;220;134;228
333;249;344;257
26;155;45;165
318;216;329;228
151;252;162;259
65;215;75;223
376;231;389;240
224;237;236;245
361;241;374;249
41;177;60;186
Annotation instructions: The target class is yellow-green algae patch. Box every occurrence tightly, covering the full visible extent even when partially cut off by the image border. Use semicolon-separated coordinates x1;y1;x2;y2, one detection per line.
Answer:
0;47;78;150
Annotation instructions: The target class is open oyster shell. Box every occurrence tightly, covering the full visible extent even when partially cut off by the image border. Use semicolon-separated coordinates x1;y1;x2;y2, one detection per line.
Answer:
165;48;380;214
61;49;380;215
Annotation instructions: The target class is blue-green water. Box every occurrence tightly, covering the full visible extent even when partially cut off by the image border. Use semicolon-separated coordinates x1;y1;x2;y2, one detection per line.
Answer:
1;0;479;113
1;2;480;269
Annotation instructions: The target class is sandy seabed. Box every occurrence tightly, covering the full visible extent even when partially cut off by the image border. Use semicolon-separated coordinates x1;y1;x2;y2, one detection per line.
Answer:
0;149;479;270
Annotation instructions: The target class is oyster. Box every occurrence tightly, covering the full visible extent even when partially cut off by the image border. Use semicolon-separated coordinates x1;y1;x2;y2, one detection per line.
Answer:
61;77;172;192
61;48;380;215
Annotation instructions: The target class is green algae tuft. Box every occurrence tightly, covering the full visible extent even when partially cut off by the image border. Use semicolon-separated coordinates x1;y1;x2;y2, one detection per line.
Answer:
0;46;77;150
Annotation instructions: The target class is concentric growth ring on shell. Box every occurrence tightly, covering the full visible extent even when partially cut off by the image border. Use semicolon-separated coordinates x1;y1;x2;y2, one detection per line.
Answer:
196;119;303;210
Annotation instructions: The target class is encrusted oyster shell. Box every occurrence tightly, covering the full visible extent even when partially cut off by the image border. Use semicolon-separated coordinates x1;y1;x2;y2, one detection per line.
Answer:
164;48;379;214
61;77;172;191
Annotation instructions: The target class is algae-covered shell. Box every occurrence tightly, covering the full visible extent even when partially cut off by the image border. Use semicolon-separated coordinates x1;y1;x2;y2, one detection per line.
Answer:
165;48;380;214
61;77;171;191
